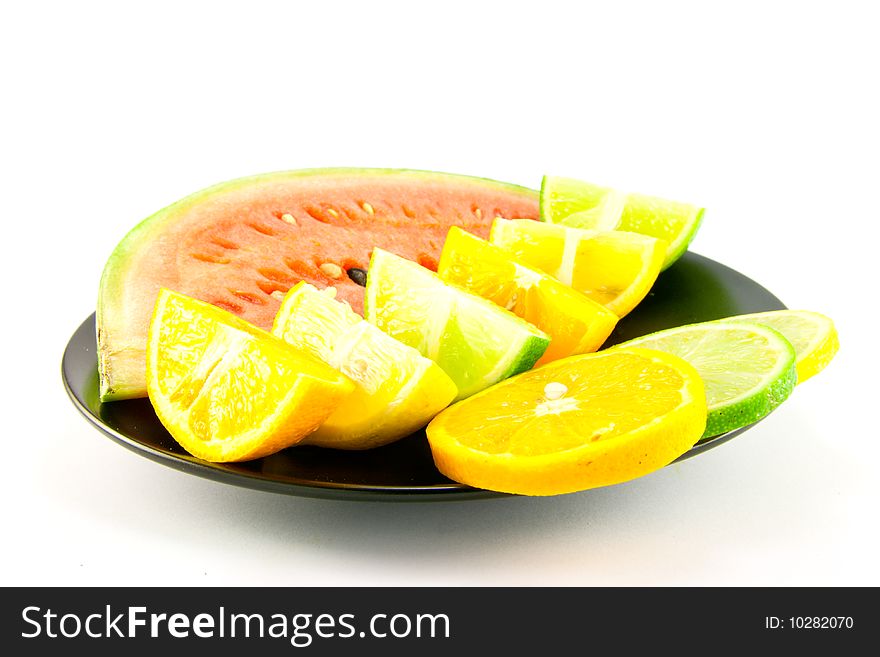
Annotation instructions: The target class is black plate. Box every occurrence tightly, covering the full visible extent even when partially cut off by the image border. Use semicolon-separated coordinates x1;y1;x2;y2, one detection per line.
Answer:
62;253;785;501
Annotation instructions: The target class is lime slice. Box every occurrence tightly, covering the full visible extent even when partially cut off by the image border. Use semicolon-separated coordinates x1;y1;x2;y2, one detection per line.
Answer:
364;248;550;400
489;218;666;317
273;282;458;449
616;321;797;438
540;175;704;270
437;227;618;365
719;310;838;384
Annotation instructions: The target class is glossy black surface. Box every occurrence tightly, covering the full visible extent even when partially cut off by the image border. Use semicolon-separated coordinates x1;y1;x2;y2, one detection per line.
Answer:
62;252;786;501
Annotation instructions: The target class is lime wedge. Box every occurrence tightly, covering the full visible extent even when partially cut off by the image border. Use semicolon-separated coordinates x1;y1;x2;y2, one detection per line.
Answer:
540;175;704;269
540;177;626;230
719;310;838;384
364;248;550;400
616;321;797;438
273;282;458;449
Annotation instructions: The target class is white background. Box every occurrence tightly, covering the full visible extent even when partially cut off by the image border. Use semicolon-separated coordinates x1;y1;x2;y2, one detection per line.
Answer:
2;1;877;586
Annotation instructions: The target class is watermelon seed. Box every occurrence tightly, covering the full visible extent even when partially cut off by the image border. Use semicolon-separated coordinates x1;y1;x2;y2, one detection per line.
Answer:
347;268;368;286
246;222;277;237
212;299;243;314
417;253;438;270
283;257;313;277
280;213;297;226
474;207;483;219
270;290;285;301
341;205;359;221
327;208;340;218
229;290;266;306
304;206;330;223
401;204;416;219
319;263;344;279
256;280;288;296
192;253;231;264
258;267;295;284
361;202;374;215
211;237;240;250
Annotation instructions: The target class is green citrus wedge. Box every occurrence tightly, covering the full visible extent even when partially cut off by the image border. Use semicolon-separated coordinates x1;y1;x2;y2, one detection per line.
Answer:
364;248;550;401
540;175;704;269
616;321;797;438
719;310;839;384
273;282;458;449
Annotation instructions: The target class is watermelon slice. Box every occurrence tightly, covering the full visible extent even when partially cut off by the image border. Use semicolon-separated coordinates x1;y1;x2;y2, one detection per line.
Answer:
98;168;538;401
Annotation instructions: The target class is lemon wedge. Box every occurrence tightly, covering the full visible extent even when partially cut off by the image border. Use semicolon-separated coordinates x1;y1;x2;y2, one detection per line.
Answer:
273;282;458;449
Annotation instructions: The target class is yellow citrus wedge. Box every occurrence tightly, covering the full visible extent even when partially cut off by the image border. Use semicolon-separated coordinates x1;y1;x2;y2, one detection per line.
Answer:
147;289;355;462
437;227;618;365
720;310;839;384
490;219;667;317
426;348;707;496
272;282;458;449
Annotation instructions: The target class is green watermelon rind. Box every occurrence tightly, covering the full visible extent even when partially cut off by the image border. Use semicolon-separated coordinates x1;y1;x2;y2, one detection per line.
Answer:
98;168;538;402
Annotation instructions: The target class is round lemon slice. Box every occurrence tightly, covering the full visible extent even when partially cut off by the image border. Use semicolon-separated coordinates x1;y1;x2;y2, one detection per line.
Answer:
719;310;838;384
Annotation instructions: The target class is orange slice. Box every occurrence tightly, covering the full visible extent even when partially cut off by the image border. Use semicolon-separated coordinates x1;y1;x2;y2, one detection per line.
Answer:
437;227;618;365
147;289;354;462
426;348;707;495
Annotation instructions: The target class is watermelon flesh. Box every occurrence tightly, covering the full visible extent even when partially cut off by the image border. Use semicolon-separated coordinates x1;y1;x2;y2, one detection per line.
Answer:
98;169;539;401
